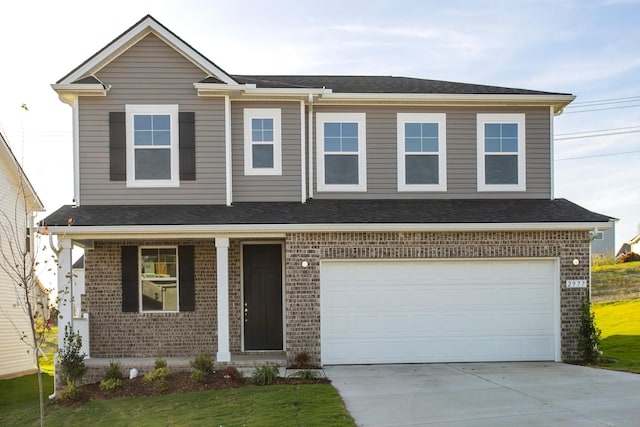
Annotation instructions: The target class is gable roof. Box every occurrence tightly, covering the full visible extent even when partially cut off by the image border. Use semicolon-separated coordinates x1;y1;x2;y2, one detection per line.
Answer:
54;15;575;113
0;132;43;212
42;199;612;238
56;15;236;85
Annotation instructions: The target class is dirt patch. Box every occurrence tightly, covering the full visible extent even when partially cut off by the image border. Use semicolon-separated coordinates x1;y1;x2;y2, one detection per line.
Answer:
56;370;330;403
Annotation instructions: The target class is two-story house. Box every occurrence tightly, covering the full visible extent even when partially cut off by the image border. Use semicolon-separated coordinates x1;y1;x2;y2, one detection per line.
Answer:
45;15;612;375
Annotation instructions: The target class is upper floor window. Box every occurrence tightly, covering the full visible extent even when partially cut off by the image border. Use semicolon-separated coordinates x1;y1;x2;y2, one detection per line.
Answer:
125;105;179;187
397;113;447;191
477;113;526;191
244;108;282;175
316;112;367;192
140;247;178;312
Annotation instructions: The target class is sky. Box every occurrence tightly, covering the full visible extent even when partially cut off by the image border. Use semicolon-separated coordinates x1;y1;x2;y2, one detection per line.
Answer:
0;0;638;252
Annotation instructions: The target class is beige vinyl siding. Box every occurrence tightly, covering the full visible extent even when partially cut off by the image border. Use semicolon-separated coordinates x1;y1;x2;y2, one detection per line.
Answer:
231;101;302;202
79;33;226;205
0;153;35;377
312;106;551;199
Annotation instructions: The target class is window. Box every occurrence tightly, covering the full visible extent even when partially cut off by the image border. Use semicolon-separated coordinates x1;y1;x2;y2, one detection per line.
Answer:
397;113;446;191
140;247;178;312
125;105;180;187
477;114;526;191
316;113;367;192
244;108;282;175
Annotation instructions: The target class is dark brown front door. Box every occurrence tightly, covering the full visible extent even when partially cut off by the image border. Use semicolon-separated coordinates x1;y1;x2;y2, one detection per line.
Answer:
243;244;283;351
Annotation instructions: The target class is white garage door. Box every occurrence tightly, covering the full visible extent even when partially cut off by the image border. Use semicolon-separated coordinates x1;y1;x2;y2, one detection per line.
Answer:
321;259;558;364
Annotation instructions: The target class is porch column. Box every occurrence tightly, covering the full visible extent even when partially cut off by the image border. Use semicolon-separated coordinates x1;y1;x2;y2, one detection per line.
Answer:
215;237;231;362
56;239;73;353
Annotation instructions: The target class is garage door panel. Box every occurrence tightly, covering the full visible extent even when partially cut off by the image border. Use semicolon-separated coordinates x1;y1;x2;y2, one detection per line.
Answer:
321;259;557;364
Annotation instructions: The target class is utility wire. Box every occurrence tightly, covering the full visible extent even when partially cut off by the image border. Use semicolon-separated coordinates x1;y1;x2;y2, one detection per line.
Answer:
563;104;640;114
555;129;640;140
556;125;640;137
568;95;640;106
555;150;640;161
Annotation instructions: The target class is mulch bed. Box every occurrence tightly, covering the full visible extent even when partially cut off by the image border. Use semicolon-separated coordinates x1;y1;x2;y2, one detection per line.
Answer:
57;370;330;404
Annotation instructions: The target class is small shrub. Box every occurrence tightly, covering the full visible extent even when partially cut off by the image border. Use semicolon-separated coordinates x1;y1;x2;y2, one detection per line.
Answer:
103;360;123;381
59;325;86;385
577;296;602;363
59;378;82;400
190;369;205;382
99;378;122;391
290;352;312;369
144;365;171;391
219;365;243;381
144;366;170;383
154;355;168;369
288;369;319;380
192;353;214;374
251;365;280;385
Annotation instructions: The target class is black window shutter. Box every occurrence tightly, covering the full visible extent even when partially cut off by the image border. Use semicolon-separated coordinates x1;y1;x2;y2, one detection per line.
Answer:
109;112;126;181
179;112;196;181
121;246;139;312
179;245;195;311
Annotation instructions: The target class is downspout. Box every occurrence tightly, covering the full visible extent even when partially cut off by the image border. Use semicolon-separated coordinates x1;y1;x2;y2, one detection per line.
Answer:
225;95;232;206
549;105;554;200
300;100;307;203
308;93;314;199
72;97;80;205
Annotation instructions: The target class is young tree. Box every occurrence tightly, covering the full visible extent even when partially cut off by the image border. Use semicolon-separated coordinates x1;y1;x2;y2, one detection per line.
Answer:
0;133;58;427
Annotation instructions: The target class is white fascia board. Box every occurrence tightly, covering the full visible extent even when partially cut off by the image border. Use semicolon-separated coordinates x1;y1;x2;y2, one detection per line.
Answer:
194;83;329;98
318;93;576;114
46;221;613;240
59;17;236;85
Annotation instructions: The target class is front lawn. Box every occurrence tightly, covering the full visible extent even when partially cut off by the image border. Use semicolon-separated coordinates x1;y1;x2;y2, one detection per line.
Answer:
593;299;640;373
0;374;54;412
0;383;354;426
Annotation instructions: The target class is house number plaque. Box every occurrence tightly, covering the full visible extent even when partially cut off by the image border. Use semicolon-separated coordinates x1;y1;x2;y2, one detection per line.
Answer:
565;280;588;288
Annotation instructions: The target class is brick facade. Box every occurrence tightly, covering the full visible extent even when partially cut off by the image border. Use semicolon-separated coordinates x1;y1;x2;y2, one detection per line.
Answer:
83;230;590;364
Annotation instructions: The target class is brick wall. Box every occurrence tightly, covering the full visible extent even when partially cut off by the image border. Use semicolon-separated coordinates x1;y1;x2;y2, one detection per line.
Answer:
285;231;591;364
84;240;218;357
84;231;590;363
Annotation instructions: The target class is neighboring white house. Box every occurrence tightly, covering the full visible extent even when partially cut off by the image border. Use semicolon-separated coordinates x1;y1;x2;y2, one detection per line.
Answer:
0;131;44;378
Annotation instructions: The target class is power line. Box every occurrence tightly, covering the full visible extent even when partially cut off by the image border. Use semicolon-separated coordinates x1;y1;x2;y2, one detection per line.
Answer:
568;95;640;106
556;125;640;137
555;129;640;140
555;150;640;161
563;104;640;114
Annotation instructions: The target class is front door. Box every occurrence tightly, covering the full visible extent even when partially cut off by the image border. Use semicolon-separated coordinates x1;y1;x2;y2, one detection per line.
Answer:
243;244;283;351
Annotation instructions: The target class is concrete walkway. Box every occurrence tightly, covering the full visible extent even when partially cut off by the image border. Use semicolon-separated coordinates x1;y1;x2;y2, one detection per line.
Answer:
324;362;640;426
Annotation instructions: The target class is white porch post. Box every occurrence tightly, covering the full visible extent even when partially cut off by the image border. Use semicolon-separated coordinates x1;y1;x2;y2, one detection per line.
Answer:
56;239;74;352
215;237;231;362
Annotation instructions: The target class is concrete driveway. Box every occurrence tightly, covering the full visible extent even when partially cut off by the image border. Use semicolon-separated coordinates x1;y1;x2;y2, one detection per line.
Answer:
324;362;640;426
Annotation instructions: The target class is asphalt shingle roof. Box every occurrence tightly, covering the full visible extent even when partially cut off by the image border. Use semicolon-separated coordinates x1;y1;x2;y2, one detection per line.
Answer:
217;75;570;95
42;199;610;228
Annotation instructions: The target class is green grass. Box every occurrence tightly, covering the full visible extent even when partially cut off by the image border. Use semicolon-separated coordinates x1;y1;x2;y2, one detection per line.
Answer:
591;261;640;303
0;373;54;412
0;384;354;427
593;299;640;373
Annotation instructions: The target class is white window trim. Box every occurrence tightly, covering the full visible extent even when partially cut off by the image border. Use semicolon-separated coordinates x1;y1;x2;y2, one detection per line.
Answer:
397;113;447;192
139;246;179;313
125;104;180;188
477;113;526;192
243;108;282;176
316;112;367;192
